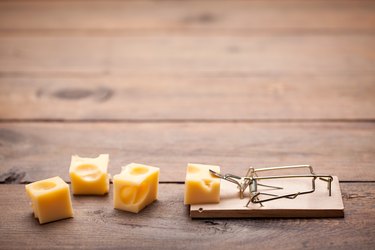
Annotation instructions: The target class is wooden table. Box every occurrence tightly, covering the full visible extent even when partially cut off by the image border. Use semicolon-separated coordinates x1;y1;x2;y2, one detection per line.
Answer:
0;1;374;249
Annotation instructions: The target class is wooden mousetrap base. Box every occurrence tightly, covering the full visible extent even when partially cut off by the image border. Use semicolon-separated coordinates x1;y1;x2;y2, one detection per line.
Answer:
190;176;344;218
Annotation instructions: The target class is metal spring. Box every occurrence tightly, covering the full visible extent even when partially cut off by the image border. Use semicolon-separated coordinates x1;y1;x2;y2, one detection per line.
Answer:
209;165;333;207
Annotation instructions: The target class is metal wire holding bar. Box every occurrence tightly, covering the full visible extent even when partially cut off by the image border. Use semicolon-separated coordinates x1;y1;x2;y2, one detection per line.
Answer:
209;165;333;207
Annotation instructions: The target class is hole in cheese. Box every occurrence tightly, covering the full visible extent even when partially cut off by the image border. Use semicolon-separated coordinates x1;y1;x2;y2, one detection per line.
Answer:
133;182;149;204
130;166;149;175
120;186;137;204
119;182;149;205
75;164;101;181
202;179;213;189
32;181;57;191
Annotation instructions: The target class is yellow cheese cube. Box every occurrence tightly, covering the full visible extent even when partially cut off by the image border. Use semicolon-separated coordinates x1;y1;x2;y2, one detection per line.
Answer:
25;176;74;224
113;163;159;213
69;154;110;195
184;163;221;205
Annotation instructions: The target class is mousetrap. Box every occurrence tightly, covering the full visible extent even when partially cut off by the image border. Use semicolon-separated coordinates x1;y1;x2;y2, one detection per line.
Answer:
190;165;344;218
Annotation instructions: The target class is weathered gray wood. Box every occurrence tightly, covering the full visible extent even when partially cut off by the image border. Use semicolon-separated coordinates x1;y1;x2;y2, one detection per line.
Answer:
1;0;374;33
1;122;374;183
0;183;374;249
1;75;375;120
0;35;374;75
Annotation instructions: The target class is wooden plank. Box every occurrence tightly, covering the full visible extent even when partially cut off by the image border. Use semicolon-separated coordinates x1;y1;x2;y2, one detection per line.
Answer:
0;1;374;33
0;183;374;249
0;35;374;75
191;176;344;218
0;122;374;183
1;75;375;120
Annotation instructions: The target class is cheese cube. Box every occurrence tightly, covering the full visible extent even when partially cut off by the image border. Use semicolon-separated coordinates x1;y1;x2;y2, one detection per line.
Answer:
184;163;221;205
25;176;74;224
69;154;109;195
113;163;159;213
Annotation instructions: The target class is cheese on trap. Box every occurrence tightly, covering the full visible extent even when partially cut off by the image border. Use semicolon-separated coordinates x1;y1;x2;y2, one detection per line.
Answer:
184;163;221;205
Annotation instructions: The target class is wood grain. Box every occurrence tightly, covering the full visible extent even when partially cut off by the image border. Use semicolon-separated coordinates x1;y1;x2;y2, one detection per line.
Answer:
1;75;375;120
0;0;374;249
0;1;374;33
191;176;344;218
1;122;374;183
0;183;374;249
0;35;374;75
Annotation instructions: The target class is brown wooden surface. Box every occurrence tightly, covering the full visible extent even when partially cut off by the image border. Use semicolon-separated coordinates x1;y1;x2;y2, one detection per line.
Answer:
1;122;374;183
1;75;375;120
0;183;374;249
1;36;374;75
0;0;374;249
1;1;374;32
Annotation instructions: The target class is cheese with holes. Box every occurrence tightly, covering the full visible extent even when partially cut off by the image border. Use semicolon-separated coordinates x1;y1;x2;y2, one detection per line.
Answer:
25;176;74;224
113;163;159;213
184;163;221;205
69;154;110;195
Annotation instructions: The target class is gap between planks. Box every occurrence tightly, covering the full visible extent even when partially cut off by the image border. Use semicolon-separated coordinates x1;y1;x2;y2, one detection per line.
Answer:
1;119;375;124
1;181;374;185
